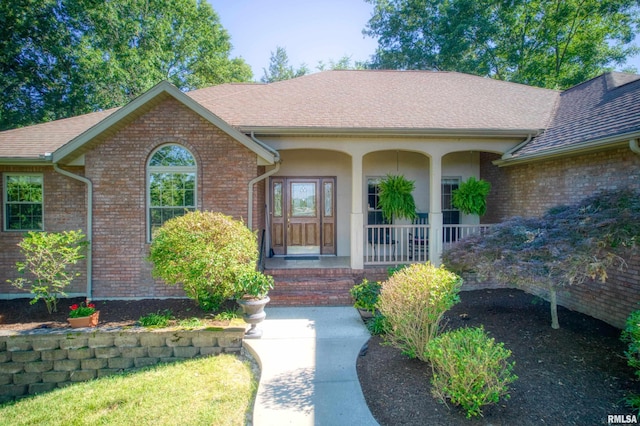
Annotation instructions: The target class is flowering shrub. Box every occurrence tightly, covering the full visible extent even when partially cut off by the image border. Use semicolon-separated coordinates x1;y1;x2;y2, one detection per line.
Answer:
69;301;96;318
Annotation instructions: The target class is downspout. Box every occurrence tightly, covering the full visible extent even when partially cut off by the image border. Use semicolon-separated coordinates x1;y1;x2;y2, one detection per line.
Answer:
247;132;281;231
631;139;640;155
53;164;93;300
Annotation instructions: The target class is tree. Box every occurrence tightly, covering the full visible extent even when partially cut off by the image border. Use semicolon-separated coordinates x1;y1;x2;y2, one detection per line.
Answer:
0;0;252;131
261;46;310;83
442;190;640;329
363;0;640;89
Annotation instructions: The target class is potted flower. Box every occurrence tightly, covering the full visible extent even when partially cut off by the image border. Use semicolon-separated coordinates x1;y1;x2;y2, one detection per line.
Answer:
234;269;274;338
67;300;99;328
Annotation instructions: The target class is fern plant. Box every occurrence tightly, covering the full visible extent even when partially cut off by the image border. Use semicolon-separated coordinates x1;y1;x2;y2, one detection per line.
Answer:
377;174;417;222
452;177;491;216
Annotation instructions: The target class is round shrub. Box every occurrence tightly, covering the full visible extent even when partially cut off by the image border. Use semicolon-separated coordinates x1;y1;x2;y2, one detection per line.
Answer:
427;326;517;418
377;262;462;361
148;211;258;311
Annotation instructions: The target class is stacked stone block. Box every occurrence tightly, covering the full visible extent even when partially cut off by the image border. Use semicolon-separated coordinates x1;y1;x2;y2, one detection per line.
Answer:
0;327;245;402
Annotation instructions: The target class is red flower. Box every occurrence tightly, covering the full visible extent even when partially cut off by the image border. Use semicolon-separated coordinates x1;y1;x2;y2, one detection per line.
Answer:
87;302;96;309
70;304;79;311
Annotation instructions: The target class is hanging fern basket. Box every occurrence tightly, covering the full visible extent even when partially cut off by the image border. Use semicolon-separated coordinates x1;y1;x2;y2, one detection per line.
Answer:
452;177;491;216
377;174;417;222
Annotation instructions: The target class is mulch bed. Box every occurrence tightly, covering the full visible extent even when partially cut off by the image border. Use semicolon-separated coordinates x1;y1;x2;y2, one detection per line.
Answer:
356;288;640;425
2;289;639;425
0;297;235;331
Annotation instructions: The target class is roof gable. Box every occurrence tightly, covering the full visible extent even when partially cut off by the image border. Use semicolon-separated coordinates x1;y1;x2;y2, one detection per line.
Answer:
51;81;277;164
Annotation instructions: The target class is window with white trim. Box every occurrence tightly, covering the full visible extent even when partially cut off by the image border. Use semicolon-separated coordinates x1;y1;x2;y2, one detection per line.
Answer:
147;145;196;240
4;173;43;231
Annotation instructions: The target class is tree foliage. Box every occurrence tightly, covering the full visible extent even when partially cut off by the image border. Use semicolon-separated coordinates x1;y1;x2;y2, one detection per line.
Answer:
364;0;640;89
0;0;252;130
261;46;366;82
442;189;640;328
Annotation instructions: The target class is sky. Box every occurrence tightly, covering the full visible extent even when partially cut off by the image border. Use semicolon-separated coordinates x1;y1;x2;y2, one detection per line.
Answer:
209;0;640;81
208;0;378;80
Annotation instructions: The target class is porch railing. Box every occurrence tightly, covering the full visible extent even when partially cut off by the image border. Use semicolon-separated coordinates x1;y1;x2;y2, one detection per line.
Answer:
364;223;495;265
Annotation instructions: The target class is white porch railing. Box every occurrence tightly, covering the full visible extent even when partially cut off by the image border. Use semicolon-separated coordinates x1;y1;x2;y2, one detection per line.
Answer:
364;223;495;265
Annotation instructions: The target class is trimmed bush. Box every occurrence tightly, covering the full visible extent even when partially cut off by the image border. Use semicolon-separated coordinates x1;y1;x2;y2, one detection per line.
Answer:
427;327;517;418
148;211;258;311
377;262;462;361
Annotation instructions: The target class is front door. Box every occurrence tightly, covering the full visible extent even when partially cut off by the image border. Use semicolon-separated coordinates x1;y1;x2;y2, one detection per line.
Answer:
270;177;336;256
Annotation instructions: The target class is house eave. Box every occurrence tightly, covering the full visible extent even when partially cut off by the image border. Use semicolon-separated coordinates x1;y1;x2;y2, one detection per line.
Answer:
0;157;52;166
241;126;542;139
493;132;640;167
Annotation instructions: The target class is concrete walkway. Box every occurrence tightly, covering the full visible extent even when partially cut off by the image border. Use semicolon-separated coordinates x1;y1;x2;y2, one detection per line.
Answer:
243;306;379;426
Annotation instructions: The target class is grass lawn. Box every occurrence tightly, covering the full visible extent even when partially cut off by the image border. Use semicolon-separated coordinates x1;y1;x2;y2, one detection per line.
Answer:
0;354;257;426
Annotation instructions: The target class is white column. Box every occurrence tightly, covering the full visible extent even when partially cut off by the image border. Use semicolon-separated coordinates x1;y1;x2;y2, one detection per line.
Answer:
350;153;364;269
429;154;443;266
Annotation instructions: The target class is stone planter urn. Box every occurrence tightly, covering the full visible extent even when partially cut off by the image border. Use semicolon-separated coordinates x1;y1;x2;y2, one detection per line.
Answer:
237;296;270;339
67;311;100;328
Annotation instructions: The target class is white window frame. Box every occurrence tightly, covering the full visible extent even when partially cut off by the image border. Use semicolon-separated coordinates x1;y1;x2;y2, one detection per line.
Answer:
146;144;197;241
3;173;44;231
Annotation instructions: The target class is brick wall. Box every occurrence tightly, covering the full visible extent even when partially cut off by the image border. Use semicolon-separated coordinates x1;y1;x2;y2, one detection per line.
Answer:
0;166;87;296
0;98;266;299
83;98;262;298
0;326;245;402
479;147;640;328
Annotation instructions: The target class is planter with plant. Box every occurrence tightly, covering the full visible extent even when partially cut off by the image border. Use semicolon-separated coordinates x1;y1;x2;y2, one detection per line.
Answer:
452;177;491;216
234;269;274;338
67;301;99;328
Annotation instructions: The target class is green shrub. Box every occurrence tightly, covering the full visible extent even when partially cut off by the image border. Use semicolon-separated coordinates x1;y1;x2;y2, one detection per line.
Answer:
9;230;88;314
148;211;258;311
427;327;517;418
377;262;462;361
350;279;381;314
366;313;389;335
622;309;640;412
139;310;173;328
623;309;640;377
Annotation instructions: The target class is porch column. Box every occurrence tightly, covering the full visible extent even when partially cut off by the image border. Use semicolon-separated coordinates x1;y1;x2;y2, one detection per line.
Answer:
429;154;443;266
350;153;364;269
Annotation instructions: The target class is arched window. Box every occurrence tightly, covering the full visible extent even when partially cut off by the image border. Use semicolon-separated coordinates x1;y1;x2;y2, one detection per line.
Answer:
147;144;196;240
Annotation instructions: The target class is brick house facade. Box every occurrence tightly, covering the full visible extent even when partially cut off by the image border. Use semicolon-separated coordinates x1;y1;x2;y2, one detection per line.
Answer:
0;70;638;328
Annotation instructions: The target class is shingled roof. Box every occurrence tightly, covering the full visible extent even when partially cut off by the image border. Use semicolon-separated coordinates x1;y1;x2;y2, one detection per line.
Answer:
508;72;640;161
188;70;558;132
0;70;560;161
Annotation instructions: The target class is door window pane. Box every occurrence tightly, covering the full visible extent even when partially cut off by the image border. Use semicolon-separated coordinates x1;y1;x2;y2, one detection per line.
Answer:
291;183;316;217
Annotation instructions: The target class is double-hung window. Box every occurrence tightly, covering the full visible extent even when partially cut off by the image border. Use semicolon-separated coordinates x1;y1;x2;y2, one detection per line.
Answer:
147;145;196;240
4;173;43;231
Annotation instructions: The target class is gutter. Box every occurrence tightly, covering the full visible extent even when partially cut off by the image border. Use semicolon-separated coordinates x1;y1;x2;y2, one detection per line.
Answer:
631;139;640;155
247;132;281;231
53;164;93;301
501;133;533;160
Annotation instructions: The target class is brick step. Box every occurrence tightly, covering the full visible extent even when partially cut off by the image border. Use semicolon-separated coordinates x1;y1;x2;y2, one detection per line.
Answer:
268;290;353;306
263;267;389;306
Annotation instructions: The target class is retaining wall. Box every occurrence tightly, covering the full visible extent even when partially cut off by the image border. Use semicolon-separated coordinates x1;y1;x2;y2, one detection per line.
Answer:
0;326;245;403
